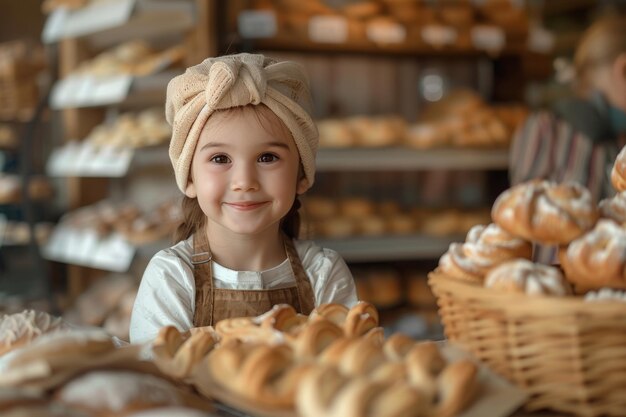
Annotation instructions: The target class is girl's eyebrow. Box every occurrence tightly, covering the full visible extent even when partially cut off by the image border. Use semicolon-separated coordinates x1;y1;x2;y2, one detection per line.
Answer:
199;142;225;152
199;141;291;152
265;141;291;150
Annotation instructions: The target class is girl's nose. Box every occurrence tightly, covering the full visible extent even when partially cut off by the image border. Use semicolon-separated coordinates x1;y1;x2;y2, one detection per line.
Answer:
230;163;259;191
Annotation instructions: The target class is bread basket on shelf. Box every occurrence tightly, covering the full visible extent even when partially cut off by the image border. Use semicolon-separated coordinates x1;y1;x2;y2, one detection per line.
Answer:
428;269;626;417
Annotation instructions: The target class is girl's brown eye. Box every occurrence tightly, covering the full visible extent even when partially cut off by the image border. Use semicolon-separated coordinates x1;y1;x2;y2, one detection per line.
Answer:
259;153;278;163
210;155;230;164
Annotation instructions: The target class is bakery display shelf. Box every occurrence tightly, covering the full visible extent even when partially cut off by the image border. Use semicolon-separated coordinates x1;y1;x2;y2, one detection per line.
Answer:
315;234;462;262
46;143;169;178
237;36;528;58
316;147;509;171
50;70;179;110
43;0;195;48
42;226;136;273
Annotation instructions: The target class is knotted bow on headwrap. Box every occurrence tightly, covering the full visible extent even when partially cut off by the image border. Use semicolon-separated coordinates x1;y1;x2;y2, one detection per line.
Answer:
165;53;318;193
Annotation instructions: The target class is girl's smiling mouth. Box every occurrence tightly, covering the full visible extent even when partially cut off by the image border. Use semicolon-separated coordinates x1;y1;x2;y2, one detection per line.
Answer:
225;201;269;210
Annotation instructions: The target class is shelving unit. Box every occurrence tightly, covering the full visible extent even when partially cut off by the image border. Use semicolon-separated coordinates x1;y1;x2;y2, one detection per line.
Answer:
43;0;215;300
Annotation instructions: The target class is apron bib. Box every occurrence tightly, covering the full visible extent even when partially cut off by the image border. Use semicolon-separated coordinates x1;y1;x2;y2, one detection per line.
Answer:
191;231;316;327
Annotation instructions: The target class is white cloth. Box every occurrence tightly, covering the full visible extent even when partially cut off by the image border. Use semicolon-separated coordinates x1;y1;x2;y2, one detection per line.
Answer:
129;237;357;344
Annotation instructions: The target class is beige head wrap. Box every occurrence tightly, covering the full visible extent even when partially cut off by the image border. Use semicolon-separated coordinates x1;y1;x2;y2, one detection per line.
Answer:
165;53;318;193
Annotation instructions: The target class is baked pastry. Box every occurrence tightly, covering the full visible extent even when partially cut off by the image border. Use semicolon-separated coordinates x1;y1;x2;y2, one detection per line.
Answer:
434;360;480;417
151;326;218;380
312;217;356;238
407;274;438;308
318;336;387;376
0;310;69;356
203;340;311;408
56;370;212;416
405;123;447;149
304;196;337;219
310;301;380;338
103;289;137;341
421;209;462;237
215;304;307;344
559;220;626;292
357;215;388;236
599;191;626;224
125;408;214;417
66;276;136;327
339;198;375;218
365;269;402;307
611;145;626;192
383;333;417;362
342;1;382;19
491;180;598;245
299;338;477;417
485;259;572;296
0;329;114;387
290;320;344;360
438;223;532;284
296;365;426;417
386;213;415;235
317;119;355;148
584;288;626;302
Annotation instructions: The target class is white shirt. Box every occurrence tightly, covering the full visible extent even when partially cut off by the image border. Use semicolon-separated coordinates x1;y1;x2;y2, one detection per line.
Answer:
129;237;357;344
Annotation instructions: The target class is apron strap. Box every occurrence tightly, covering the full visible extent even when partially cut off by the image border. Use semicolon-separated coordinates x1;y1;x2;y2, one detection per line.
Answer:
192;231;214;327
283;235;316;315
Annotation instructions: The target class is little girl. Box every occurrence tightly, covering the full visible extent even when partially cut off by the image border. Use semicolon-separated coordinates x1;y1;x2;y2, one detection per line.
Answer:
129;53;357;344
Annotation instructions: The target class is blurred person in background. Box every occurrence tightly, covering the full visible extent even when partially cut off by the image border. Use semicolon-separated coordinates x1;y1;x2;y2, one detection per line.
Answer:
509;15;626;263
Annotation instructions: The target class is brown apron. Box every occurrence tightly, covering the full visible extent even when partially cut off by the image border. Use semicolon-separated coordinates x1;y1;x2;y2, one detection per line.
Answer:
191;231;316;327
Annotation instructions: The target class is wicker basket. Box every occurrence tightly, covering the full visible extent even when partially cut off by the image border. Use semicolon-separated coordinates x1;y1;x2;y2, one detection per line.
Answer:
428;269;626;417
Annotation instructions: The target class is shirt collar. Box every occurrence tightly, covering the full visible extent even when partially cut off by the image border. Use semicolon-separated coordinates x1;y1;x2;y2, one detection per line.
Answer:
211;257;292;284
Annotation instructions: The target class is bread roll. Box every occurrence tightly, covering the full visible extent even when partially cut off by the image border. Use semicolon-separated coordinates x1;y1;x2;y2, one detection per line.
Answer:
492;179;598;245
485;259;572;296
56;371;209;416
560;220;626;292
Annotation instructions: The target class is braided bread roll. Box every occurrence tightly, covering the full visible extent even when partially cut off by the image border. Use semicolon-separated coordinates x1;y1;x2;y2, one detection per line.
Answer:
434;360;479;417
559;220;626;292
611;145;626;192
204;339;311;408
405;341;446;404
309;301;380;337
308;303;349;326
151;326;218;379
289;319;344;360
317;337;386;377
297;366;426;417
382;333;416;361
485;259;572;296
438;223;532;283
491;180;598;245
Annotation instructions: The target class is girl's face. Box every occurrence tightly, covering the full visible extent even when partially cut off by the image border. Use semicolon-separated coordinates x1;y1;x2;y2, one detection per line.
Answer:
185;106;309;237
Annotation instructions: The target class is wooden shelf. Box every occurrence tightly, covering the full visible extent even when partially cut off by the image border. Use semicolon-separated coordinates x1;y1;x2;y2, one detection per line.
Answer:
247;37;528;58
316;147;509;171
314;234;461;262
44;0;196;48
